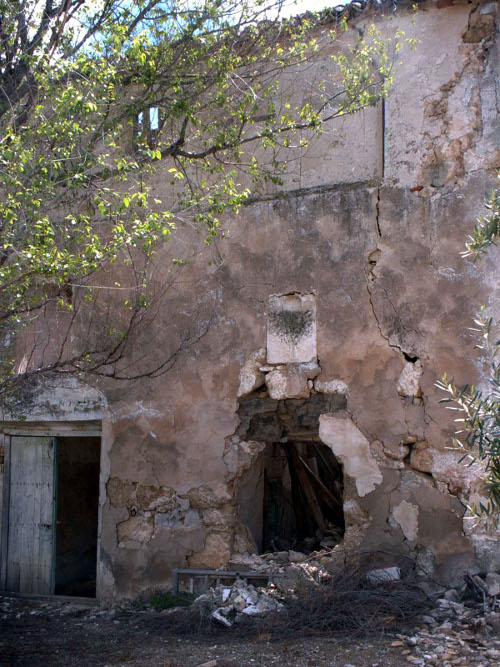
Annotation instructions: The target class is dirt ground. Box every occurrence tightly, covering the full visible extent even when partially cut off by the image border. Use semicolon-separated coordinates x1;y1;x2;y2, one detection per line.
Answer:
0;595;416;666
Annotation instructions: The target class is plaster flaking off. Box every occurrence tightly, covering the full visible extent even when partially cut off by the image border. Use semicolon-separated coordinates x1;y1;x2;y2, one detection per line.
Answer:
319;414;382;497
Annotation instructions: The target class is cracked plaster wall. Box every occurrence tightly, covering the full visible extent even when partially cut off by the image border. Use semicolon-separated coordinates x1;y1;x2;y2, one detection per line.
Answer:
1;1;499;602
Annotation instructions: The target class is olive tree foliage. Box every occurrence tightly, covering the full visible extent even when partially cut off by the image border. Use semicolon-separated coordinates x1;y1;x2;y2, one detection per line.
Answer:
438;177;500;522
0;0;409;395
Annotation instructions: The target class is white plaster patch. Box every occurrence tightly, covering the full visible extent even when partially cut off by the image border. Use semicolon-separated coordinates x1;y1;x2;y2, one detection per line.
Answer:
392;500;419;542
267;293;316;363
319;414;383;497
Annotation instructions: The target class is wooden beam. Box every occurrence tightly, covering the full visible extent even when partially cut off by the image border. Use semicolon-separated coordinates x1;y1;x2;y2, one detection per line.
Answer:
286;444;329;533
0;420;101;436
297;453;344;523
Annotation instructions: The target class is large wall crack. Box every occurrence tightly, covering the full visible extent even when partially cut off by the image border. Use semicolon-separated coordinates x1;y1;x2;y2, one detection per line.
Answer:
375;187;382;237
365;252;406;358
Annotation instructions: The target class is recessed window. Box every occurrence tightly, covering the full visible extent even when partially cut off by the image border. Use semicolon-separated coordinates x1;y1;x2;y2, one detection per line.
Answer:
135;106;161;149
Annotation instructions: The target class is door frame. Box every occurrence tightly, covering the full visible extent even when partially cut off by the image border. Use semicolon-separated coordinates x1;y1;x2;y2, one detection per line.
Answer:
0;420;102;597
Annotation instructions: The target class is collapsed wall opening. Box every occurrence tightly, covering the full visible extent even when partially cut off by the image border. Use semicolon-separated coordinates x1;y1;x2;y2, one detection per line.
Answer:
236;392;346;554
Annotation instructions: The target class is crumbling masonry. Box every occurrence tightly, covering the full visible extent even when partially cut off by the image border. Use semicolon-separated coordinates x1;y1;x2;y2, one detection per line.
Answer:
0;0;499;602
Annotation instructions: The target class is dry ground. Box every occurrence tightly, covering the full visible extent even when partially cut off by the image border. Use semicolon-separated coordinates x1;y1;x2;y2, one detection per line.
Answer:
0;595;417;666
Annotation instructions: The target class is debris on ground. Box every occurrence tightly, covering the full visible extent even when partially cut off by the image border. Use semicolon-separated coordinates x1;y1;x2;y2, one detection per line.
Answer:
166;558;431;639
4;576;500;666
227;546;340;588
189;579;284;627
5;553;500;664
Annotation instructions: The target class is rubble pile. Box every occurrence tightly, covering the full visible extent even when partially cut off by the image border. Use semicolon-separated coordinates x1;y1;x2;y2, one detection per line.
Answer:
191;578;283;627
228;547;337;589
182;556;432;637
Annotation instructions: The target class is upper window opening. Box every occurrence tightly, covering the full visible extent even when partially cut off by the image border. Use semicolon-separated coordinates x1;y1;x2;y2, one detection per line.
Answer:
135;106;161;150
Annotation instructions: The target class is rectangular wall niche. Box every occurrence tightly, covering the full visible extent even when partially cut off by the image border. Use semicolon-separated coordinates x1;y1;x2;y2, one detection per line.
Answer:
267;293;317;363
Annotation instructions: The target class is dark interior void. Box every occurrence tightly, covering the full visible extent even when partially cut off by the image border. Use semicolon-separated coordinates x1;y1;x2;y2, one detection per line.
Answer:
55;436;100;597
237;393;345;554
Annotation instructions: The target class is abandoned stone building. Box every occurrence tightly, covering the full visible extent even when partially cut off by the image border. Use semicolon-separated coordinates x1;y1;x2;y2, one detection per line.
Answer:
0;0;499;603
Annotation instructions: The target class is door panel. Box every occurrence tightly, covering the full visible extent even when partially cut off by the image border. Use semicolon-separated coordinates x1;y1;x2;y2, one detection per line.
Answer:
6;436;57;594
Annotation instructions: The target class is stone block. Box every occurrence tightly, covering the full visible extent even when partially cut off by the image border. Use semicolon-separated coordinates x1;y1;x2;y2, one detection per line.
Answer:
397;361;423;397
267;293;316;363
265;365;310;400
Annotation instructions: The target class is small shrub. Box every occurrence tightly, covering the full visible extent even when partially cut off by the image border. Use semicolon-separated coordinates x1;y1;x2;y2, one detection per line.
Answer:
149;591;196;611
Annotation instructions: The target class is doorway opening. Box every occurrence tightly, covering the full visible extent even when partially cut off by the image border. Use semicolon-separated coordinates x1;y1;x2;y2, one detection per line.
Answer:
55;436;100;597
2;432;101;598
236;393;345;554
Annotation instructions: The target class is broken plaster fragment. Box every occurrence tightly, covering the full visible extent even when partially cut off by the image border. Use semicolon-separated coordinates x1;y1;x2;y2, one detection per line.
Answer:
237;347;266;398
397;361;422;398
392;500;419;542
319;414;383;497
314;378;350;394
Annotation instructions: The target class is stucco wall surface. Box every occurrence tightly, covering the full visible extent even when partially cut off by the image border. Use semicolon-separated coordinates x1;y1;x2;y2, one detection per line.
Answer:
1;0;499;602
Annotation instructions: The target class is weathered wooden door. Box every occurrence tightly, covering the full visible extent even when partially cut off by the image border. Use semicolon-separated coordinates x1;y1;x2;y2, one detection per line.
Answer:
4;436;58;594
